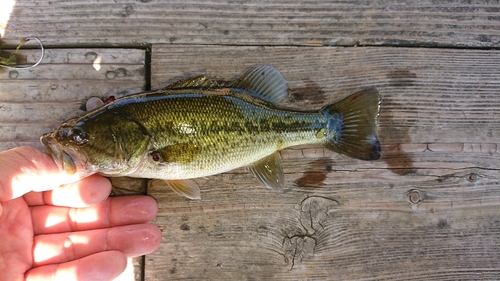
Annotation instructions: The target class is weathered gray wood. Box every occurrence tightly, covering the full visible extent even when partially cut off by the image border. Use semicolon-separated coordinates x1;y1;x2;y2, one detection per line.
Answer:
2;0;500;48
146;45;500;280
2;1;500;279
0;48;146;151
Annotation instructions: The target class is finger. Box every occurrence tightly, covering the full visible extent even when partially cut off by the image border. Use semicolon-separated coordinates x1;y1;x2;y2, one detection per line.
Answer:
25;250;126;281
33;223;161;266
0;146;81;202
24;174;112;208
32;195;158;235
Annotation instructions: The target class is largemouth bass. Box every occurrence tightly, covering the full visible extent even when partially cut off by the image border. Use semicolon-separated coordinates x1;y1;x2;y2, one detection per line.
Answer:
41;65;381;199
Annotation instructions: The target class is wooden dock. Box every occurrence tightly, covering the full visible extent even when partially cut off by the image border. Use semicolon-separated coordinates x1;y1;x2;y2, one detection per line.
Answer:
1;1;499;280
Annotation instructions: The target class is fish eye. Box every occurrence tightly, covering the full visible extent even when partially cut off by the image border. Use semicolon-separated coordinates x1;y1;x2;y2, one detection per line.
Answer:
151;151;161;161
150;150;167;164
69;127;89;145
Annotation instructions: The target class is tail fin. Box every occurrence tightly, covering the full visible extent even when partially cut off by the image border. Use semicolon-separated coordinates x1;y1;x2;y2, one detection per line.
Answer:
322;87;381;160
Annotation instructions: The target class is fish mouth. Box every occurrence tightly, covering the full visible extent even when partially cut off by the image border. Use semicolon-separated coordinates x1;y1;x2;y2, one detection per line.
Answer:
41;134;78;175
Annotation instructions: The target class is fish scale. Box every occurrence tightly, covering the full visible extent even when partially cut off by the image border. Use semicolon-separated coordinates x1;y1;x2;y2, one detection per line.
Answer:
120;92;327;179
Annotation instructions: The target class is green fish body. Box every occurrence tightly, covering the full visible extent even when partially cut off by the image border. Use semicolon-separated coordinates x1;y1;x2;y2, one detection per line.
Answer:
41;66;381;199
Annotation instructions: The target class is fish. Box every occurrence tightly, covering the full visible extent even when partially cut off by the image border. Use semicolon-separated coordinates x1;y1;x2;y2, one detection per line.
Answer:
40;65;381;199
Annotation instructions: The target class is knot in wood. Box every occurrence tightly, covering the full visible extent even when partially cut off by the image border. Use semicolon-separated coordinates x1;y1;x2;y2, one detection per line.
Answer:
467;173;478;182
408;190;421;204
299;196;339;234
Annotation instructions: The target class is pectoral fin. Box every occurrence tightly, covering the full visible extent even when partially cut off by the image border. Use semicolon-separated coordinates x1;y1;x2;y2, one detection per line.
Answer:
165;179;201;199
248;152;284;190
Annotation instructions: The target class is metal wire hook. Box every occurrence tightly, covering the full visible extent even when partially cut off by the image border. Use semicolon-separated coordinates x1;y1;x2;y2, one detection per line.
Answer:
1;37;45;70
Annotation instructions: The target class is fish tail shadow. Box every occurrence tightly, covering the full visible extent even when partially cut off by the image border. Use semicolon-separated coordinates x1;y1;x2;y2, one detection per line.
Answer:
322;87;381;161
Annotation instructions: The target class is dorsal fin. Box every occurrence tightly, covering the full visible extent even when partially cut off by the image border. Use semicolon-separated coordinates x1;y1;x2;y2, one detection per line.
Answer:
229;65;288;103
165;75;220;90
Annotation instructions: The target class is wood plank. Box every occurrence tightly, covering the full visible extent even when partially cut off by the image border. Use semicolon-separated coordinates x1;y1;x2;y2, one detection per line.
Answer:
146;45;500;280
0;48;146;151
2;0;500;47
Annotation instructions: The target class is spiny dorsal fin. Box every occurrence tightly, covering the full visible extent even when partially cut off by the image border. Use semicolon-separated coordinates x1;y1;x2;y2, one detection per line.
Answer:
165;75;220;90
230;65;288;103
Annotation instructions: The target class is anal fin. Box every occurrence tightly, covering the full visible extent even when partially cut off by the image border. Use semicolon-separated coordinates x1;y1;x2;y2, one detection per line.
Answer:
165;179;201;199
248;152;284;190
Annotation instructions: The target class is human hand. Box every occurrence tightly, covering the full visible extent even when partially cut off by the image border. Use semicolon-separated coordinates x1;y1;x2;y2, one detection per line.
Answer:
0;146;161;281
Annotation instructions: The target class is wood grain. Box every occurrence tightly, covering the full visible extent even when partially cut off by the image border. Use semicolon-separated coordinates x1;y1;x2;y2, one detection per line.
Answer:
2;0;500;48
1;1;500;279
146;45;499;280
0;48;146;151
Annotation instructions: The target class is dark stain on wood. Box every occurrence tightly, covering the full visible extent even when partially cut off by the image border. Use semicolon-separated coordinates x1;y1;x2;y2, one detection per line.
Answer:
288;79;326;106
170;258;178;274
384;153;417;176
295;172;327;188
378;99;416;175
386;69;417;87
437;219;448;229
180;223;190;231
295;157;334;187
180;215;190;231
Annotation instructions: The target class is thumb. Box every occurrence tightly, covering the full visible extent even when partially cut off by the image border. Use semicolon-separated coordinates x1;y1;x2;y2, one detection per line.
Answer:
0;146;81;202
